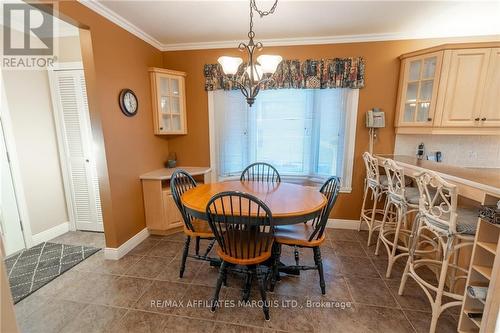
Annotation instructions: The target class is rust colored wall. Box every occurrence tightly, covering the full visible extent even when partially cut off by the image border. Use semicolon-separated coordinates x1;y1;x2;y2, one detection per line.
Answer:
54;2;168;247
162;36;497;221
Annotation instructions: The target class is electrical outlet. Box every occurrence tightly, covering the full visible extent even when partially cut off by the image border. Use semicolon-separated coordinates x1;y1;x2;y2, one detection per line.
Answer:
468;151;478;160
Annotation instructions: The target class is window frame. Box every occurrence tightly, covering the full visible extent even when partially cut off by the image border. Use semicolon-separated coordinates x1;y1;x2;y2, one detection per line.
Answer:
207;89;358;193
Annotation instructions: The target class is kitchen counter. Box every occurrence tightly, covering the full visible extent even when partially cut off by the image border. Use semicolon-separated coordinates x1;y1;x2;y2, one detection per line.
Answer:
139;167;211;180
375;155;500;201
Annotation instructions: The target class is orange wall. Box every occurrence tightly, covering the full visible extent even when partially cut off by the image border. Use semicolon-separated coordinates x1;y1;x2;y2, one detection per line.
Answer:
55;2;168;247
162;36;497;220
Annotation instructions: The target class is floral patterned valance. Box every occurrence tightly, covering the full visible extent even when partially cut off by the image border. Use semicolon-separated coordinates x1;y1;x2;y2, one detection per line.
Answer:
204;57;365;91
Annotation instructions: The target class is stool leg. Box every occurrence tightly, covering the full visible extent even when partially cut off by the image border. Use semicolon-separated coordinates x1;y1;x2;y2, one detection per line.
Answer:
179;235;191;278
430;243;452;333
367;188;379;246
386;204;404;278
399;221;420;295
375;199;391;256
358;181;368;232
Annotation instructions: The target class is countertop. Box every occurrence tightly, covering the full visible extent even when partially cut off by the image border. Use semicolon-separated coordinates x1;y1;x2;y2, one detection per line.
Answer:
140;167;211;180
375;155;500;196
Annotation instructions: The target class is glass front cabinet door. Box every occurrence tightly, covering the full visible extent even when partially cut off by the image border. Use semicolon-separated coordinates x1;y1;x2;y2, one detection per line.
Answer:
149;68;187;135
397;51;443;127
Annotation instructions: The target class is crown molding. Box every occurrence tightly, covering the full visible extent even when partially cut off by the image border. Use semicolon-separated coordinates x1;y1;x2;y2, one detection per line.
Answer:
78;0;163;50
78;1;500;52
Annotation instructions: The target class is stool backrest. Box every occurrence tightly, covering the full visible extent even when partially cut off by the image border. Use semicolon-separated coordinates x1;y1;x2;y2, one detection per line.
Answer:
240;162;281;183
308;176;341;241
415;170;458;233
206;191;274;261
383;159;406;203
170;169;197;232
362;152;380;187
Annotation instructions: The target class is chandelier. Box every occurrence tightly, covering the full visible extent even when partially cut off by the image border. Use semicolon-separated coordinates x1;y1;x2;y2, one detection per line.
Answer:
217;0;282;107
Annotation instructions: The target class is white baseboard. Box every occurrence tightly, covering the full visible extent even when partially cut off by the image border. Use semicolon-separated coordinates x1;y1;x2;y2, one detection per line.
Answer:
326;218;367;230
31;222;70;245
104;228;149;260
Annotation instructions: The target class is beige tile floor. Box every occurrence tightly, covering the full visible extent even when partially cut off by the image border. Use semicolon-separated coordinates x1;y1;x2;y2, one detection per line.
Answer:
50;231;106;248
13;229;459;333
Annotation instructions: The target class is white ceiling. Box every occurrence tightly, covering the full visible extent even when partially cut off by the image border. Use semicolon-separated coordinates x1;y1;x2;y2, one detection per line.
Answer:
83;0;500;50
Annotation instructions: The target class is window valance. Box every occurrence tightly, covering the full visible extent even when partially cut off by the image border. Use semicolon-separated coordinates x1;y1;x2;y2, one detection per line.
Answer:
204;57;365;91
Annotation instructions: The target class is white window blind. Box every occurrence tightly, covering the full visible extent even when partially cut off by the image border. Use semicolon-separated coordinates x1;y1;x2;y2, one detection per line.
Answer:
209;88;358;191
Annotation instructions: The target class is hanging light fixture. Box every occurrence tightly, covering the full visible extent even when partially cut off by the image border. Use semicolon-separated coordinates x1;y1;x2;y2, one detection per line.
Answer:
217;0;282;107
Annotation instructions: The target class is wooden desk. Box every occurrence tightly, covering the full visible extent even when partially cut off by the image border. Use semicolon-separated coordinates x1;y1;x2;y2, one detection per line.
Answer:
181;180;327;225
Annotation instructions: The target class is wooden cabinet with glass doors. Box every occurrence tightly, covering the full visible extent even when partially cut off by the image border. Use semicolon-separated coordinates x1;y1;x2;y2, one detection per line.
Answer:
149;68;187;135
396;51;442;127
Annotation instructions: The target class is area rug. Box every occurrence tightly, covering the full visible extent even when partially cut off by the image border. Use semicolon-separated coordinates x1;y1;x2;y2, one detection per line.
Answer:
4;242;100;303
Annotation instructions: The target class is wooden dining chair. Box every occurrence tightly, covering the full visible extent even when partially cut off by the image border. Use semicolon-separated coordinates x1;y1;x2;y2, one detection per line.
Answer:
170;169;216;278
240;162;281;183
206;191;275;321
269;176;341;295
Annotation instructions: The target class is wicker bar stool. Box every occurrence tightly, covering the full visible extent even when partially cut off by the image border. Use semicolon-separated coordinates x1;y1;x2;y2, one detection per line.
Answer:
399;170;478;333
374;159;437;278
358;152;392;246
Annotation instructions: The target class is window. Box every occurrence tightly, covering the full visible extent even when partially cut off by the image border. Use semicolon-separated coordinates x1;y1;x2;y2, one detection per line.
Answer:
208;88;358;191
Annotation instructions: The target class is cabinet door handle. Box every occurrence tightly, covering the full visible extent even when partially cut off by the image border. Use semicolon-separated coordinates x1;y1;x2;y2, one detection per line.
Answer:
474;117;480;121
481;118;486;121
427;118;432;121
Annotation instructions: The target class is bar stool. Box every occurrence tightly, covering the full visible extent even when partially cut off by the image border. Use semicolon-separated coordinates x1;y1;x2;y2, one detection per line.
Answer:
374;159;437;278
359;152;391;246
398;170;478;333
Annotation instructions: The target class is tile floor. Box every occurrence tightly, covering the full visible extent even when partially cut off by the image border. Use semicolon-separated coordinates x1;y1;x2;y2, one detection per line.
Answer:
50;231;106;249
13;229;459;333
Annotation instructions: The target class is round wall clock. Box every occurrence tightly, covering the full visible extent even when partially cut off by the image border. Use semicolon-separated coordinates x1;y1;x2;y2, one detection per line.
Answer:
118;89;138;117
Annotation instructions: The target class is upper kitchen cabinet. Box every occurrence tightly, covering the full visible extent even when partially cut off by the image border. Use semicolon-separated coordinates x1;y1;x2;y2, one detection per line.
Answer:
396;51;443;127
395;43;500;135
480;48;500;127
149;68;187;135
436;48;490;127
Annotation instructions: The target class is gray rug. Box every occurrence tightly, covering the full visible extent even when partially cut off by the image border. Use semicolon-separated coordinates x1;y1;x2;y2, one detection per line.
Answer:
4;242;100;303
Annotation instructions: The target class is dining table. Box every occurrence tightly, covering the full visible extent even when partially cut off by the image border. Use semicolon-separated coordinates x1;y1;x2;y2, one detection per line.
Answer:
180;179;328;275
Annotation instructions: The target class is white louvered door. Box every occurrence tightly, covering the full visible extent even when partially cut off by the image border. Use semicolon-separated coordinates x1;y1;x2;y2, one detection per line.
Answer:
50;69;103;232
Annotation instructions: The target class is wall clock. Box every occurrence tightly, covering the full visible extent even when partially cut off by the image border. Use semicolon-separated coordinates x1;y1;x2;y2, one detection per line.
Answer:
118;89;138;117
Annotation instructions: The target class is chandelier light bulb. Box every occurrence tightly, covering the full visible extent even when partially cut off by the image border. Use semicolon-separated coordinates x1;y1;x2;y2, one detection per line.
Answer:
218;56;243;75
257;55;283;74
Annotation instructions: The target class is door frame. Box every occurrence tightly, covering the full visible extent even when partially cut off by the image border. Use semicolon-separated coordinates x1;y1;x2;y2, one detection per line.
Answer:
0;73;34;248
47;62;83;232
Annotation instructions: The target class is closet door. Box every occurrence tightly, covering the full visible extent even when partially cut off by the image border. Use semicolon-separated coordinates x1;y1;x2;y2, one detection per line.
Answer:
50;69;104;232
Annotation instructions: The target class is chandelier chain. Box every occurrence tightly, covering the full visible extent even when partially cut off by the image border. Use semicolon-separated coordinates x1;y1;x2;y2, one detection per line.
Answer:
248;0;278;39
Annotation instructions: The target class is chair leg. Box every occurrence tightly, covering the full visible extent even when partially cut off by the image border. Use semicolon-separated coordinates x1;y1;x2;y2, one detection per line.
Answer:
386;205;404;278
313;247;326;295
294;246;300;265
256;267;270;321
179;235;191;278
269;242;281;292
367;189;379;246
358;181;368;232
242;268;253;302
195;236;200;255
430;252;452;333
211;260;227;312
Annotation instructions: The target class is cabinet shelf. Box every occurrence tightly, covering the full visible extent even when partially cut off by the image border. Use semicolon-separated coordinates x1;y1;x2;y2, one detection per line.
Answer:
477;241;497;255
472;265;492;280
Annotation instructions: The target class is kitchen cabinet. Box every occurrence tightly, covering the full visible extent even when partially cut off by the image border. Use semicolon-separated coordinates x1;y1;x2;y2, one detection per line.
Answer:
149;68;187;135
396;51;443;127
395;42;500;135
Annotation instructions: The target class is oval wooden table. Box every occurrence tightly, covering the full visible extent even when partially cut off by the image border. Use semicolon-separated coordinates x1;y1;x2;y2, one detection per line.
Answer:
181;180;327;225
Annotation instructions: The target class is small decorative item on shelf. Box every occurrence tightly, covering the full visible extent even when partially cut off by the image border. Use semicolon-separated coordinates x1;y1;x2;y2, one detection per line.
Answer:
479;204;500;224
467;285;488;300
165;152;177;168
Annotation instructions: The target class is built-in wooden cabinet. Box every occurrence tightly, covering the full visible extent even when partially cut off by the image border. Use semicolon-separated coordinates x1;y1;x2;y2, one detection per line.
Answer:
396;51;443;127
140;167;211;235
395;43;500;135
149;67;187;135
